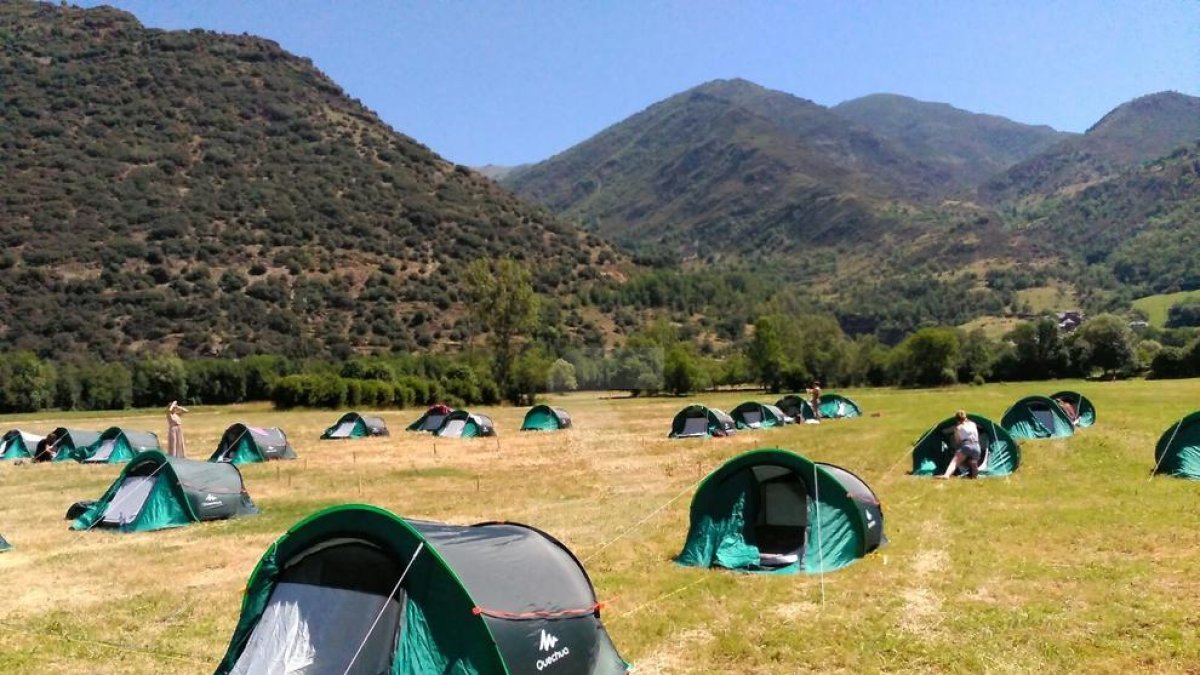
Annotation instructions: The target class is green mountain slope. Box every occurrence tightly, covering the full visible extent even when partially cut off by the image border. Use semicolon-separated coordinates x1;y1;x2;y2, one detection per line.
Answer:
0;1;618;358
981;91;1200;203
833;93;1072;189
502;79;953;253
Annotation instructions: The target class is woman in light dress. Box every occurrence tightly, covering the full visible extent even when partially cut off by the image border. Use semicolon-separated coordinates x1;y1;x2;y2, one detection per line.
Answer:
167;400;189;458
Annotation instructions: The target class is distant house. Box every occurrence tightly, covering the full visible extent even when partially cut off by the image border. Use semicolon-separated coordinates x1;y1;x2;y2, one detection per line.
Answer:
1057;311;1085;332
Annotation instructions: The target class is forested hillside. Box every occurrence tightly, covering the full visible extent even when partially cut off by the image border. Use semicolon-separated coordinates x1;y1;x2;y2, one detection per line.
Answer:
981;91;1200;203
0;1;620;359
832;93;1071;189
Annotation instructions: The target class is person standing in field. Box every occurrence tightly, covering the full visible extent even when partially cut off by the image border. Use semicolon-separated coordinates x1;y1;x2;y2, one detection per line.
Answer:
167;400;189;458
940;410;981;479
809;381;822;420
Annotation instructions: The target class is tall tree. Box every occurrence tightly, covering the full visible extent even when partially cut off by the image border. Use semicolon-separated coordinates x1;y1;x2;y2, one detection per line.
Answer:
463;258;541;402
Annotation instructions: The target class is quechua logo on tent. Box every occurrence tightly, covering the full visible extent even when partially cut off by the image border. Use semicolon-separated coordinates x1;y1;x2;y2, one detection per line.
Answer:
536;629;569;670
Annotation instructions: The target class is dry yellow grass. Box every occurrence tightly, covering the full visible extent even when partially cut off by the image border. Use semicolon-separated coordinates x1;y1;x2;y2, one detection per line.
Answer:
1;380;1199;673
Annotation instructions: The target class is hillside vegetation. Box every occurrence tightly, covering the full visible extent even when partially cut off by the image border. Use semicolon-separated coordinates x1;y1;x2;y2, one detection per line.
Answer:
0;1;619;358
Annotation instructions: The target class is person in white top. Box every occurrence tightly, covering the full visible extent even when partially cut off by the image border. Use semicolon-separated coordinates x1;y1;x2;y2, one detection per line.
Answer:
940;410;981;479
167;400;189;458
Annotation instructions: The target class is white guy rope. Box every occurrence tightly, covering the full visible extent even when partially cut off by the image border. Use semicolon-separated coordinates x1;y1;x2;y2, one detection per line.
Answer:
812;462;826;606
341;542;424;675
1150;419;1185;479
582;478;703;564
0;621;208;666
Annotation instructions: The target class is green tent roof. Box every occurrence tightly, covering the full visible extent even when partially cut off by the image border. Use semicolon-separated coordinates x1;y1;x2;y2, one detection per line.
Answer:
911;413;1021;477
1001;396;1075;439
1154;411;1200;479
520;405;572;431
730;401;788;430
677;448;884;574
210;423;297;464
669;405;736;438
71;450;258;532
214;504;629;675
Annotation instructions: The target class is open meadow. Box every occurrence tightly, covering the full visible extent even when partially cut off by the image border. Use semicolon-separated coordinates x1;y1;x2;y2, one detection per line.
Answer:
1;379;1199;674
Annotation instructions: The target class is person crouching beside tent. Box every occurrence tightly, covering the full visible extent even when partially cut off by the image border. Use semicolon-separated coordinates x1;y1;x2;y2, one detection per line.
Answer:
939;410;980;479
34;430;59;462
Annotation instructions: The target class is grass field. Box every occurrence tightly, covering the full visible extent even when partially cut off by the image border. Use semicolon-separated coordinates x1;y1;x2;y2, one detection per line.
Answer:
2;379;1199;674
1132;290;1200;328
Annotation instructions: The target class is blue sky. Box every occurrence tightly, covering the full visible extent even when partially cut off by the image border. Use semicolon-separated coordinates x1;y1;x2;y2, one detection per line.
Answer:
77;1;1200;167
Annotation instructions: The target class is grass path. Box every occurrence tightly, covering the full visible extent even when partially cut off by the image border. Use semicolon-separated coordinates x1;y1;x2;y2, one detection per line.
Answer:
0;379;1198;673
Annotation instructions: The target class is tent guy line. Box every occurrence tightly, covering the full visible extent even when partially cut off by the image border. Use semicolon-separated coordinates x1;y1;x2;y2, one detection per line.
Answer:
0;621;209;666
582;477;706;565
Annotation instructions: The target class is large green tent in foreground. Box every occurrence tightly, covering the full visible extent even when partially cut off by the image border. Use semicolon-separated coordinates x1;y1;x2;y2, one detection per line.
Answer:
80;427;161;464
71;451;258;533
910;413;1021;477
1050;390;1096;428
50;428;101;462
214;504;630;675
209;424;297;464
668;405;736;438
1001;395;1075;440
321;412;390;439
520;404;572;431
1153;411;1200;479
0;429;43;460
677;448;884;574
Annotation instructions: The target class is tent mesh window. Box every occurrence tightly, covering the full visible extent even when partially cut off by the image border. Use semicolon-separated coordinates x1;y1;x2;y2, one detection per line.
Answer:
749;466;807;567
231;540;407;675
681;416;709;436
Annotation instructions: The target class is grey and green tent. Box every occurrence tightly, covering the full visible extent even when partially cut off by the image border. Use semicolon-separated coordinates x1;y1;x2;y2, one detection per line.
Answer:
322;412;390;439
1050;390;1095;428
520;405;572;431
80;427;160;464
910;413;1020;477
406;404;454;433
1000;395;1075;440
677;448;884;574
775;395;815;422
668;405;736;438
0;429;43;460
434;410;496;438
210;424;297;464
0;533;9;552
730;402;788;430
71;451;258;533
214;504;630;675
50;428;102;462
1153;411;1200;479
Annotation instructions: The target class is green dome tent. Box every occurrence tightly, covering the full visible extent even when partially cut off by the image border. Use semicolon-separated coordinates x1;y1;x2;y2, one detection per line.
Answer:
210;424;298;464
214;504;630;675
1001;396;1075;440
668;405;736;438
434;410;496;438
1050;390;1096;428
520;405;572;431
817;393;862;419
71;451;258;533
80;427;160;464
322;412;390;439
406;404;454;433
1153;411;1200;479
677;448;884;574
775;395;815;422
730;402;788;430
910;413;1020;477
50;428;101;462
0;429;43;460
0;533;10;552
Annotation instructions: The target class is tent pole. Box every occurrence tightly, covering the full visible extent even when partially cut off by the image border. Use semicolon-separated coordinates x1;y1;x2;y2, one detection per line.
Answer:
812;463;826;606
341;542;424;675
1150;420;1185;479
